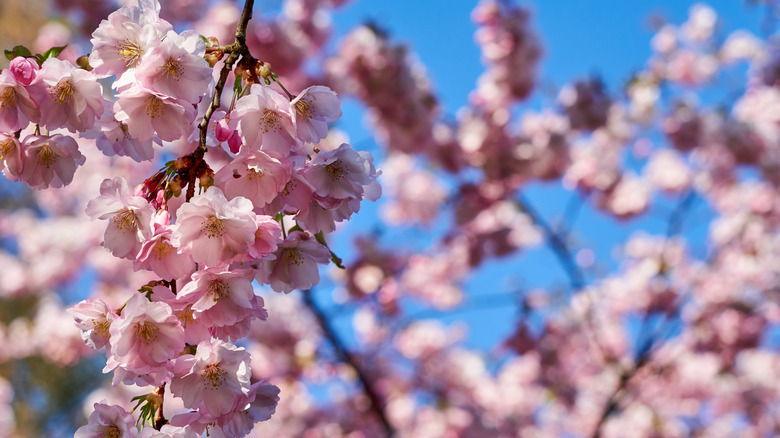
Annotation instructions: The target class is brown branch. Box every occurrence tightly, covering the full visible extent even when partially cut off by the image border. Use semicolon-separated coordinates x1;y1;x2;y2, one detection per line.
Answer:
153;384;167;430
186;0;255;201
303;290;395;437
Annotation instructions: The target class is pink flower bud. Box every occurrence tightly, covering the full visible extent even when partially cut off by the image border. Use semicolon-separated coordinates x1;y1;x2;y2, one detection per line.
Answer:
9;57;39;86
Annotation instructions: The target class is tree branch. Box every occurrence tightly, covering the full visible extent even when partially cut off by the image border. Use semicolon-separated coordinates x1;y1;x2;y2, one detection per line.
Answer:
303;290;395;437
516;193;586;290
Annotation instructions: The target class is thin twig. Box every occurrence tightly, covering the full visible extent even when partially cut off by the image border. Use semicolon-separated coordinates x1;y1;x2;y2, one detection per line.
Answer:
517;193;586;290
303;290;395;437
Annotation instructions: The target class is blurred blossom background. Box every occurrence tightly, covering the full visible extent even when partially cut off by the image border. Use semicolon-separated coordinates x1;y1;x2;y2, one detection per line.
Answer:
2;0;780;436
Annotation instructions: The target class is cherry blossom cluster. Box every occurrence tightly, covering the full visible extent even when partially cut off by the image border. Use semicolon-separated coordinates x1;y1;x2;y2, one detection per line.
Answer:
0;0;381;435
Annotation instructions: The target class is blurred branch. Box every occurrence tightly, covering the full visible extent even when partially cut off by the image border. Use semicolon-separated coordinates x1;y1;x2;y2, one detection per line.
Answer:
591;190;696;438
303;290;395;437
517;193;586;290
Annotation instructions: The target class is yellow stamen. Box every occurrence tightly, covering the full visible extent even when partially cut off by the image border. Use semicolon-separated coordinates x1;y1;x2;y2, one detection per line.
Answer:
0;87;17;110
135;322;159;344
261;109;280;133
0;139;15;160
50;80;75;105
294;98;314;120
144;95;165;119
208;280;230;302
201;215;226;238
112;209;138;232
36;144;59;168
203;363;227;389
162;58;183;80
102;424;121;438
117;38;144;67
325;161;346;180
283;248;304;266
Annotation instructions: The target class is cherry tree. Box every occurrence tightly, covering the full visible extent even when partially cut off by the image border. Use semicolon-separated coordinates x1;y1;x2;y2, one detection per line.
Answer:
0;0;779;437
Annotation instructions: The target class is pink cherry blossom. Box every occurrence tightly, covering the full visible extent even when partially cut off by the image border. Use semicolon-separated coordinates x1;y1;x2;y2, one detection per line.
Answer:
259;231;330;293
93;112;156;162
134;212;194;281
28;58;104;133
8;56;39;86
114;84;196;142
107;293;185;384
19;133;86;189
176;267;257;328
134;30;212;104
0;69;40;132
85;177;155;260
88;0;168;79
232;84;297;156
68;297;118;350
302;143;381;200
290;85;342;143
0;134;23;181
214;150;292;207
171;187;257;267
74;401;137;438
170;338;252;418
245;215;282;260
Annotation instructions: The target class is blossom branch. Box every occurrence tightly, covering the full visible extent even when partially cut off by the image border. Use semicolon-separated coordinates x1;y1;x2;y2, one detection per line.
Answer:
516;193;586;290
185;0;255;201
303;290;395;437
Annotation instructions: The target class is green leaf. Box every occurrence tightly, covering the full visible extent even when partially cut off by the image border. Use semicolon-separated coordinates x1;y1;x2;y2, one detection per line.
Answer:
40;45;67;62
314;231;346;269
4;45;32;61
199;34;210;45
233;77;243;95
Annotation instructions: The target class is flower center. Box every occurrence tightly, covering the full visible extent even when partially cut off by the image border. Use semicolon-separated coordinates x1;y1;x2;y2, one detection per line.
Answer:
144;95;166;119
92;317;111;340
36;144;59;168
203;363;227;389
51;80;75;105
201;215;226;238
112;209;138;232
117;38;144;67
153;239;173;260
294;98;314;120
0;87;17;110
261;110;281;133
135;322;159;344
325;161;346;180
283;248;304;266
102;424;121;438
208;280;230;302
0;139;15;160
162;58;183;80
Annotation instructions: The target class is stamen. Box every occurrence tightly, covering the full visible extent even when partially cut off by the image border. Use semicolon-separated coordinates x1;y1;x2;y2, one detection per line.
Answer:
153;240;173;260
294;98;314;120
92;317;110;340
36;144;59;168
102;424;121;438
112;209;138;232
161;58;183;80
135;322;159;344
117;38;144;67
144;95;165;119
203;363;227;389
283;248;304;266
0;87;17;110
261;110;280;133
325;161;346;180
208;280;230;302
50;80;76;106
0;139;15;160
201;215;226;238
